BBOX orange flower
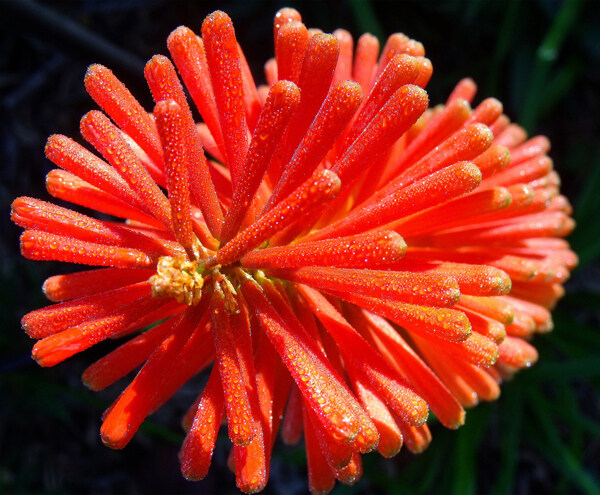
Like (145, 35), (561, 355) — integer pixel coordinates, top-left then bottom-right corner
(12, 8), (576, 494)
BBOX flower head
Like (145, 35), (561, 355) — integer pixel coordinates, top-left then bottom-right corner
(12, 7), (576, 493)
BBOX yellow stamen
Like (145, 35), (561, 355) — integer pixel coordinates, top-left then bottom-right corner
(149, 255), (204, 305)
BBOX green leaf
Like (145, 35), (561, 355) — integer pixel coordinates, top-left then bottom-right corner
(491, 382), (523, 495)
(525, 386), (600, 495)
(452, 405), (490, 495)
(519, 0), (585, 132)
(485, 0), (521, 97)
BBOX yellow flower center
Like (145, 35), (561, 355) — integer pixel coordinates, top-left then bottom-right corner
(149, 255), (204, 306)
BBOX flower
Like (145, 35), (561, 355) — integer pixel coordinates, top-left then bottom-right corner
(11, 7), (576, 494)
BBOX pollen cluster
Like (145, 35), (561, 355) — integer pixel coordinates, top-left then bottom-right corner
(12, 7), (576, 494)
(149, 255), (204, 305)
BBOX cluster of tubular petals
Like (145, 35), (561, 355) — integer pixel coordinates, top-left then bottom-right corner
(12, 8), (576, 494)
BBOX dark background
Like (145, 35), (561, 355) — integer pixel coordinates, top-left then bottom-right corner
(1, 0), (599, 493)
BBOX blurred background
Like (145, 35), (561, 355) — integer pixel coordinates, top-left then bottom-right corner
(1, 0), (599, 493)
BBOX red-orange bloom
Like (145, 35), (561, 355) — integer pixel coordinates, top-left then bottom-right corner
(12, 8), (576, 494)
